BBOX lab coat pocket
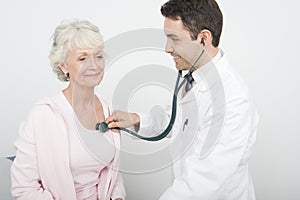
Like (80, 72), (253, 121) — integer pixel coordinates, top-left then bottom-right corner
(173, 99), (200, 158)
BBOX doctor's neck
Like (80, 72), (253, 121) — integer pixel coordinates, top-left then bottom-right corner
(192, 46), (219, 72)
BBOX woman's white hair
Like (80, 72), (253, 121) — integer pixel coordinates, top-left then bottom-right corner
(49, 19), (104, 82)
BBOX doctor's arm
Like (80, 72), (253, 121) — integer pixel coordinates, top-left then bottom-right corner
(106, 105), (173, 137)
(10, 110), (54, 200)
(160, 97), (253, 200)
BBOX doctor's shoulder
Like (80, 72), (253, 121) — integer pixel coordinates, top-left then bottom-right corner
(220, 62), (252, 100)
(219, 62), (260, 125)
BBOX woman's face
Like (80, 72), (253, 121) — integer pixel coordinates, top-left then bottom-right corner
(63, 47), (105, 88)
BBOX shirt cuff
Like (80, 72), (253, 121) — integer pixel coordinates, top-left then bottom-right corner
(137, 112), (152, 129)
(127, 113), (151, 134)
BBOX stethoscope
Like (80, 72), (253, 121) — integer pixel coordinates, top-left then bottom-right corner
(96, 40), (206, 141)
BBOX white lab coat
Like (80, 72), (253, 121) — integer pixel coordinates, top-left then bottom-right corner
(138, 50), (259, 200)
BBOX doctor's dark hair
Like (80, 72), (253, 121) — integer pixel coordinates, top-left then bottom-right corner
(161, 0), (223, 47)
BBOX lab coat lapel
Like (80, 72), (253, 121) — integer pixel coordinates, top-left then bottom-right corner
(180, 83), (202, 104)
(180, 58), (224, 105)
(177, 55), (228, 160)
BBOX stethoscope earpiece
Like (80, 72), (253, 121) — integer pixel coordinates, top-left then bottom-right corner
(201, 38), (205, 45)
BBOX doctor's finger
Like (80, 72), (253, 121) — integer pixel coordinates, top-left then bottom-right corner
(107, 121), (120, 128)
(108, 121), (130, 129)
(111, 128), (120, 133)
(105, 116), (117, 123)
(112, 110), (123, 117)
(105, 110), (123, 122)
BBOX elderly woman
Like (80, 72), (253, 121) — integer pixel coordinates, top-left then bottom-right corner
(10, 19), (126, 200)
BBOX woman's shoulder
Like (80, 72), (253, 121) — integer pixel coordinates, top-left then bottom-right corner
(27, 92), (65, 120)
(18, 93), (68, 145)
(18, 95), (61, 138)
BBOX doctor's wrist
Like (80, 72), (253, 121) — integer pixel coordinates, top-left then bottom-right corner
(131, 113), (140, 132)
(131, 113), (140, 126)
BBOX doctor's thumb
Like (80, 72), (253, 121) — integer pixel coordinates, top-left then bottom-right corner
(107, 121), (120, 129)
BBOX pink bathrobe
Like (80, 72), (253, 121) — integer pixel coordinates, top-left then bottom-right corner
(10, 93), (126, 200)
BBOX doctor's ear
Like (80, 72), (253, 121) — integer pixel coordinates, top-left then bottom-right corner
(197, 29), (212, 45)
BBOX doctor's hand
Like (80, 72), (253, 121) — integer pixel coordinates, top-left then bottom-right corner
(105, 110), (140, 129)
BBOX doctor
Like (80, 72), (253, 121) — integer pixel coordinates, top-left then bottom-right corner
(106, 0), (259, 199)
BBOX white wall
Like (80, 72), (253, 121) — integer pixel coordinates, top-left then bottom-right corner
(1, 0), (300, 199)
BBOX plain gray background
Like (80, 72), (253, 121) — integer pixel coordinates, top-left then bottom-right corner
(1, 0), (300, 199)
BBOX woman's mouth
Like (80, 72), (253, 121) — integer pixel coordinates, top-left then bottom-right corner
(85, 72), (101, 77)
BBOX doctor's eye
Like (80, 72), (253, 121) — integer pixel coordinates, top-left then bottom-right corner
(170, 37), (180, 42)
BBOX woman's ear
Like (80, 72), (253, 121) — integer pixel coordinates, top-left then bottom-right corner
(59, 63), (68, 74)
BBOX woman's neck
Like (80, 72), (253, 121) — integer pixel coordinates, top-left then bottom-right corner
(62, 83), (104, 130)
(62, 83), (95, 110)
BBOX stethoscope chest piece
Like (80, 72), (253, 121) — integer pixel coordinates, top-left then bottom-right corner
(96, 122), (109, 133)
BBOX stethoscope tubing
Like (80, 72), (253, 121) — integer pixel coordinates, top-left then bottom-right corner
(96, 43), (206, 141)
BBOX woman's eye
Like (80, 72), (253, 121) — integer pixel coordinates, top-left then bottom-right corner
(78, 57), (86, 61)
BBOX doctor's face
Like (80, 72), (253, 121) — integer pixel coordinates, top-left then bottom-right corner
(63, 47), (105, 88)
(164, 18), (201, 71)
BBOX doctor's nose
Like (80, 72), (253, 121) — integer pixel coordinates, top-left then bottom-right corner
(165, 41), (174, 54)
